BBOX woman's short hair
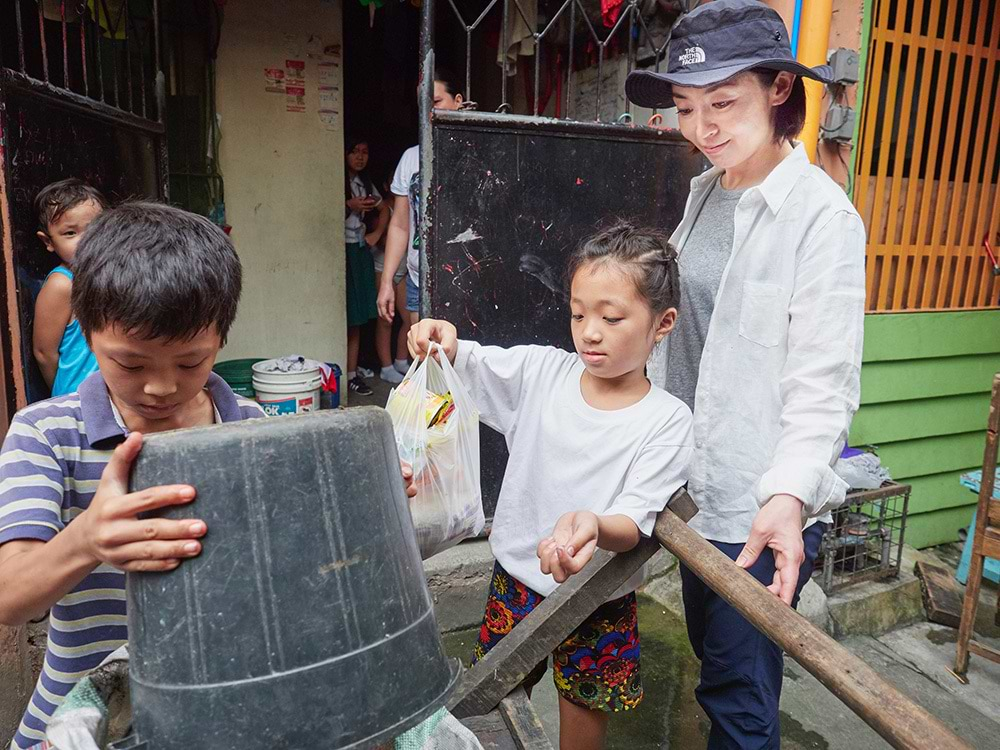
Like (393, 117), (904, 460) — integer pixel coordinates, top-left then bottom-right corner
(750, 69), (807, 143)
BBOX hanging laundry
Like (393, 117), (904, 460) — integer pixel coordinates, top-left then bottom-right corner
(41, 0), (83, 22)
(602, 0), (625, 28)
(497, 0), (538, 76)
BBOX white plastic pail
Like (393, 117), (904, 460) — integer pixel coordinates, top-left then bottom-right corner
(252, 360), (322, 416)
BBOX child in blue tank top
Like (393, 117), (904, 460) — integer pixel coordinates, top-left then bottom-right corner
(32, 179), (108, 396)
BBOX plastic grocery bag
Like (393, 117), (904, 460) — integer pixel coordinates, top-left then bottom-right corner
(385, 343), (483, 559)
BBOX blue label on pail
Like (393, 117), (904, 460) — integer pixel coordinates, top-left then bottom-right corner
(259, 397), (298, 416)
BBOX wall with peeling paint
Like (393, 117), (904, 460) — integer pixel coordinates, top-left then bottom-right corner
(215, 0), (347, 371)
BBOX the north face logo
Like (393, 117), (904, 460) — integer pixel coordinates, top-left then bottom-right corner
(679, 46), (706, 65)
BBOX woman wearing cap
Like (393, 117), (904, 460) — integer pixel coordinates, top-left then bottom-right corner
(626, 0), (865, 746)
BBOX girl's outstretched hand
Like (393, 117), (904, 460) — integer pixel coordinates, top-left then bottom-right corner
(537, 511), (600, 583)
(407, 319), (458, 364)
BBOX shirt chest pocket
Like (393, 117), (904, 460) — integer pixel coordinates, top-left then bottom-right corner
(739, 281), (783, 348)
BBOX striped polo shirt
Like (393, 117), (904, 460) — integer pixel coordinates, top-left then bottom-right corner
(1, 371), (263, 749)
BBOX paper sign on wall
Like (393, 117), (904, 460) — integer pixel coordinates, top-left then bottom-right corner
(286, 85), (306, 113)
(285, 59), (306, 86)
(264, 67), (285, 93)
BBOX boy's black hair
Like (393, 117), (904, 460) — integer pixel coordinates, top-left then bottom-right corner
(72, 202), (242, 344)
(34, 178), (108, 232)
(566, 221), (680, 312)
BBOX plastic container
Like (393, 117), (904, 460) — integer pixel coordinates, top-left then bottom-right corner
(212, 358), (264, 399)
(123, 408), (459, 750)
(252, 359), (322, 416)
(320, 363), (342, 410)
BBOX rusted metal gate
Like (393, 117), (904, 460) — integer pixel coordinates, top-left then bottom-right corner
(0, 0), (167, 418)
(853, 0), (1000, 312)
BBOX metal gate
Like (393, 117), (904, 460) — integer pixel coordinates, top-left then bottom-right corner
(853, 0), (1000, 312)
(419, 0), (704, 517)
(0, 0), (167, 418)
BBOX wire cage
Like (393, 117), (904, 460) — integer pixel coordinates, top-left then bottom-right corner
(814, 482), (911, 593)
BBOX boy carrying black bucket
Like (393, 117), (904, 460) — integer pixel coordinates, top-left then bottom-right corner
(0, 203), (264, 749)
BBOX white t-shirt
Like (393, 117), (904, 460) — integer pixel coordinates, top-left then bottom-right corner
(454, 340), (694, 597)
(390, 145), (420, 285)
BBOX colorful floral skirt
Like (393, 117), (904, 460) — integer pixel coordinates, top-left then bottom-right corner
(472, 562), (643, 713)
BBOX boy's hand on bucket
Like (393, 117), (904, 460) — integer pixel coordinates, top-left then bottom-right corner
(74, 433), (206, 573)
(537, 511), (599, 583)
(407, 319), (458, 364)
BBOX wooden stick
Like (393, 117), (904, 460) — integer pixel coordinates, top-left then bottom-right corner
(654, 506), (972, 750)
(498, 687), (553, 750)
(448, 537), (661, 719)
(955, 373), (1000, 677)
(449, 491), (699, 719)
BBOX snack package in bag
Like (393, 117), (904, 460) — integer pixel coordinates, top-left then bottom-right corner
(385, 344), (483, 559)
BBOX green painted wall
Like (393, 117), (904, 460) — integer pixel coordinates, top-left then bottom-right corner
(854, 310), (1000, 548)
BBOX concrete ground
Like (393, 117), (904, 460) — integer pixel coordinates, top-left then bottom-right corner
(342, 369), (395, 408)
(437, 542), (1000, 749)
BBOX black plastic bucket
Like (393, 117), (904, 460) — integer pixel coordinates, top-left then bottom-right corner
(124, 408), (458, 749)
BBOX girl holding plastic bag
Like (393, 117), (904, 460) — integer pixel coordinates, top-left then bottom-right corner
(386, 340), (484, 559)
(408, 223), (693, 750)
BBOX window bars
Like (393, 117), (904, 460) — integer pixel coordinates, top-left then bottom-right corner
(438, 0), (695, 122)
(1, 0), (163, 124)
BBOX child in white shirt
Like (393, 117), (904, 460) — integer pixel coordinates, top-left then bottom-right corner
(409, 222), (693, 750)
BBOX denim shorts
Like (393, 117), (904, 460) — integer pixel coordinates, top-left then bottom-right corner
(371, 246), (407, 286)
(405, 275), (420, 313)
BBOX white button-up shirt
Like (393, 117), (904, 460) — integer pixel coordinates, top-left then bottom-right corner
(648, 144), (867, 543)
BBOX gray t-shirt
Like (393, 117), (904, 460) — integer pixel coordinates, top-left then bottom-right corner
(665, 179), (746, 411)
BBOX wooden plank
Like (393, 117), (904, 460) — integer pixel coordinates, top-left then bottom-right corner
(959, 11), (1000, 308)
(923, 3), (974, 308)
(874, 432), (988, 478)
(652, 508), (972, 750)
(851, 392), (991, 444)
(862, 310), (1000, 363)
(905, 504), (979, 549)
(462, 712), (520, 750)
(914, 560), (964, 628)
(860, 354), (1000, 405)
(968, 639), (1000, 665)
(885, 0), (926, 311)
(955, 374), (998, 677)
(868, 0), (909, 310)
(909, 6), (953, 308)
(857, 0), (891, 308)
(448, 538), (661, 719)
(898, 0), (943, 310)
(988, 499), (1000, 528)
(854, 0), (886, 240)
(498, 688), (553, 750)
(897, 471), (983, 515)
(938, 4), (998, 309)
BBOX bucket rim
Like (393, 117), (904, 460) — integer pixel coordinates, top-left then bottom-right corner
(251, 358), (323, 376)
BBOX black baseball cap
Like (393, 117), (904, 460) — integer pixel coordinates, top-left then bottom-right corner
(625, 0), (832, 109)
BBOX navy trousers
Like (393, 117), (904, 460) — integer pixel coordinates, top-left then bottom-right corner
(680, 522), (827, 749)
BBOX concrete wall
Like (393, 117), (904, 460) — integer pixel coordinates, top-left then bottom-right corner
(853, 311), (1000, 548)
(0, 625), (32, 746)
(215, 0), (346, 370)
